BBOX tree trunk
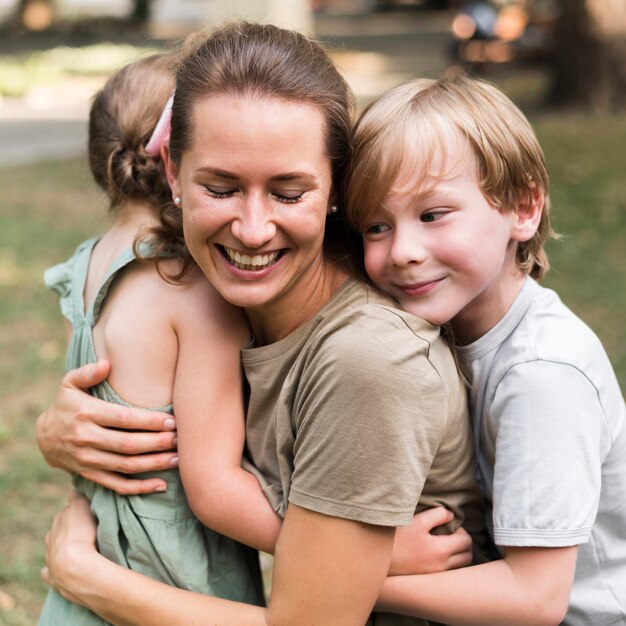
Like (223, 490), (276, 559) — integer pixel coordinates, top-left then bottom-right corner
(550, 0), (626, 110)
(130, 0), (153, 24)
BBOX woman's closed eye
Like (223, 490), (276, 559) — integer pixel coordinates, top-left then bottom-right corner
(204, 186), (235, 199)
(273, 191), (304, 204)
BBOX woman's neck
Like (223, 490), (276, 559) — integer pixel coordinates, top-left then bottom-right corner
(246, 266), (350, 346)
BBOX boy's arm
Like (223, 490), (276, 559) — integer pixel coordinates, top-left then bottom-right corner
(380, 359), (607, 623)
(378, 545), (577, 626)
(172, 276), (281, 553)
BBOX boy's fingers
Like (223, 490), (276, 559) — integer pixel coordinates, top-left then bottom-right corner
(417, 506), (455, 530)
(446, 526), (473, 553)
(448, 548), (473, 569)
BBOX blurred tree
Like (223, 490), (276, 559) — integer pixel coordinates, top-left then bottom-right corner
(130, 0), (153, 24)
(550, 0), (626, 110)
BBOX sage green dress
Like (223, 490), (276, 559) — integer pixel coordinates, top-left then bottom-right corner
(38, 238), (265, 626)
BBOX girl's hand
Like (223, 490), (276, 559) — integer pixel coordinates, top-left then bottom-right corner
(37, 360), (178, 494)
(41, 492), (101, 604)
(389, 507), (473, 575)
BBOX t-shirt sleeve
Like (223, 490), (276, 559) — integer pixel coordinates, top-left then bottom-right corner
(287, 309), (449, 527)
(490, 360), (612, 547)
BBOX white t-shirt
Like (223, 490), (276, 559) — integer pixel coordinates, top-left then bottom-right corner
(459, 277), (626, 625)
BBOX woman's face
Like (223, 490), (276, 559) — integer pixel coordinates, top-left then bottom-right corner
(168, 94), (333, 322)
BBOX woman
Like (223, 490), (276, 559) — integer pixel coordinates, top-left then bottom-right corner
(40, 22), (483, 625)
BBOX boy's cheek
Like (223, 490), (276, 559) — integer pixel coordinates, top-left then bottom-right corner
(363, 244), (387, 282)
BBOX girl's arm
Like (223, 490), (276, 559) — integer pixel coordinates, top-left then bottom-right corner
(377, 545), (577, 626)
(44, 493), (395, 625)
(171, 275), (281, 553)
(36, 360), (178, 494)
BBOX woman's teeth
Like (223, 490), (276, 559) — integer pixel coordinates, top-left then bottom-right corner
(223, 246), (280, 271)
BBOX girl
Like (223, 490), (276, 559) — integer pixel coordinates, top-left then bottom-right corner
(38, 52), (266, 626)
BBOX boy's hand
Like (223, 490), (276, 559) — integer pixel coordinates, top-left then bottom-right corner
(389, 507), (473, 575)
(36, 360), (178, 495)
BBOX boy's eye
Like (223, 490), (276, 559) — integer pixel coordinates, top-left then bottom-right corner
(363, 223), (391, 237)
(420, 210), (446, 223)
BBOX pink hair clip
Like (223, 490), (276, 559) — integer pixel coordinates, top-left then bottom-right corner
(145, 91), (175, 156)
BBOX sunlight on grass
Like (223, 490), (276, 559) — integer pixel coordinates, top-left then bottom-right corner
(0, 43), (159, 97)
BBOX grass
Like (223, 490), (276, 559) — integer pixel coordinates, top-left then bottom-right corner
(0, 160), (107, 625)
(0, 114), (624, 624)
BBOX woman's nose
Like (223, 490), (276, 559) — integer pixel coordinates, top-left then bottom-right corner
(231, 195), (277, 249)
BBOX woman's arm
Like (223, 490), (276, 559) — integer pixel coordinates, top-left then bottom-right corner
(43, 493), (266, 625)
(378, 545), (577, 626)
(171, 277), (282, 553)
(44, 494), (395, 626)
(36, 360), (178, 494)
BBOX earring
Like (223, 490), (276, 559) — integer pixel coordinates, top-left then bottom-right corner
(174, 197), (181, 206)
(329, 205), (338, 214)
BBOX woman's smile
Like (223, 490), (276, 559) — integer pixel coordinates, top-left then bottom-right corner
(220, 245), (283, 271)
(169, 93), (335, 336)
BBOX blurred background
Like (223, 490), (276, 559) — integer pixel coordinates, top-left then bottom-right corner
(0, 1), (624, 623)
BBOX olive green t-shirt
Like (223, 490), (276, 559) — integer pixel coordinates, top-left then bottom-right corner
(242, 280), (483, 624)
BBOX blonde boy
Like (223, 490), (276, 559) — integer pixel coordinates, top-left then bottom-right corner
(347, 76), (625, 625)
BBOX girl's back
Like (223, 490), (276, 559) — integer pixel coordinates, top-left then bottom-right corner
(38, 53), (265, 626)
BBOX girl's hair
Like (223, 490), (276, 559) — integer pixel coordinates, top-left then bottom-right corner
(168, 21), (364, 277)
(89, 53), (192, 277)
(347, 76), (557, 280)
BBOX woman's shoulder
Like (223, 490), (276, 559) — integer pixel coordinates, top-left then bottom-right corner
(319, 279), (441, 350)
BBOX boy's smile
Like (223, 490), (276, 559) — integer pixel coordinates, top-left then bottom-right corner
(362, 147), (531, 344)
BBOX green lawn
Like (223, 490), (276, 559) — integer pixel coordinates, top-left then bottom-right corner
(0, 113), (624, 624)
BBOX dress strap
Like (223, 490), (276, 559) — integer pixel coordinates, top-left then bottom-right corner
(69, 238), (99, 322)
(86, 247), (137, 325)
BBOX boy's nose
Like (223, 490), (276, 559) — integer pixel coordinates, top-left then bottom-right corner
(231, 196), (277, 250)
(389, 231), (427, 267)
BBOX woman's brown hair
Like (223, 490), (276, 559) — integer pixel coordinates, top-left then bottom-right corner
(168, 21), (364, 277)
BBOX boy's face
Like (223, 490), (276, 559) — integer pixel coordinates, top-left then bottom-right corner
(361, 148), (526, 343)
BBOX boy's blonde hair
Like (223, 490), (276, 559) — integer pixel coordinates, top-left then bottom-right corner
(346, 76), (556, 279)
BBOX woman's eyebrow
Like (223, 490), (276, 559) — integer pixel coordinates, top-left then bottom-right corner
(196, 167), (316, 184)
(269, 172), (316, 183)
(196, 167), (238, 180)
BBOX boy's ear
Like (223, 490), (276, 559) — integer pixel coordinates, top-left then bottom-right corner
(161, 142), (182, 200)
(512, 185), (544, 243)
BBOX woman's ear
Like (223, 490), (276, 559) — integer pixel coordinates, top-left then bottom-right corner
(512, 185), (544, 243)
(161, 142), (181, 201)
